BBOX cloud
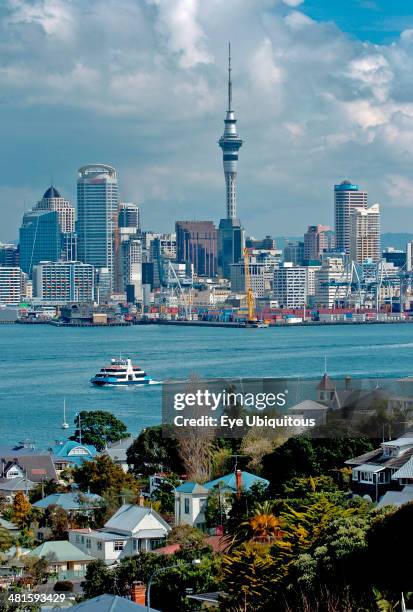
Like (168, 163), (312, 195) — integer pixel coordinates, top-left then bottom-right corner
(0, 0), (413, 240)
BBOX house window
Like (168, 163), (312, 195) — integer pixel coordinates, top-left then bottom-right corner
(359, 471), (374, 483)
(199, 497), (207, 512)
(113, 541), (124, 551)
(150, 539), (164, 550)
(97, 541), (102, 551)
(75, 534), (80, 543)
(86, 539), (91, 549)
(184, 498), (190, 514)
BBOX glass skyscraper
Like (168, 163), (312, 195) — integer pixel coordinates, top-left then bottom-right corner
(77, 164), (119, 289)
(19, 210), (61, 276)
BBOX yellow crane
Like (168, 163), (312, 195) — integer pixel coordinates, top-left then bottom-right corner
(243, 247), (256, 324)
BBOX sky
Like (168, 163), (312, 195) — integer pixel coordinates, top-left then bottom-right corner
(1, 0), (413, 242)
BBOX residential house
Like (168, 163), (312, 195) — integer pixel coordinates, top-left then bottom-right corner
(175, 470), (269, 528)
(0, 451), (57, 493)
(377, 484), (413, 509)
(49, 440), (97, 471)
(28, 540), (95, 579)
(69, 594), (160, 612)
(0, 517), (20, 537)
(101, 437), (135, 472)
(346, 433), (413, 501)
(69, 503), (171, 565)
(0, 477), (35, 501)
(33, 491), (102, 514)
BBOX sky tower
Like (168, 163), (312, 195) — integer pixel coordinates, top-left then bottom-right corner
(218, 44), (245, 278)
(219, 43), (243, 220)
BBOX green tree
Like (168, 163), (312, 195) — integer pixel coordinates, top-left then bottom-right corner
(73, 455), (138, 497)
(82, 560), (114, 599)
(127, 425), (184, 476)
(29, 480), (60, 504)
(0, 526), (13, 553)
(167, 525), (212, 561)
(70, 410), (129, 451)
(45, 504), (69, 539)
(151, 475), (181, 514)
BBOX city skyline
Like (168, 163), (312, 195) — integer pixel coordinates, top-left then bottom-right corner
(2, 0), (413, 241)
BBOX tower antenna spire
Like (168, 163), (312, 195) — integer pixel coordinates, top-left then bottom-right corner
(228, 41), (232, 111)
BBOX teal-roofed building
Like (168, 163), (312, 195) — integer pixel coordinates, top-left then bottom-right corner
(205, 470), (269, 493)
(49, 440), (97, 469)
(70, 594), (160, 612)
(33, 491), (102, 513)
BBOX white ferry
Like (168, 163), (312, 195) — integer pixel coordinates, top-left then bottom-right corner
(91, 358), (152, 386)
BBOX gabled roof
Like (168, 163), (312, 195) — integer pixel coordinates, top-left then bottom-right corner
(0, 477), (35, 492)
(0, 518), (19, 531)
(317, 373), (335, 391)
(392, 457), (413, 480)
(205, 471), (269, 492)
(0, 454), (57, 482)
(175, 482), (209, 494)
(29, 540), (95, 562)
(104, 504), (171, 535)
(289, 400), (328, 412)
(33, 491), (102, 511)
(378, 485), (413, 509)
(71, 594), (160, 612)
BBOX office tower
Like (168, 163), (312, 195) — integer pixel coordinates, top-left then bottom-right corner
(122, 237), (143, 301)
(246, 236), (276, 250)
(34, 186), (75, 233)
(77, 164), (119, 290)
(231, 258), (274, 298)
(350, 204), (380, 263)
(176, 221), (218, 277)
(407, 242), (413, 272)
(334, 180), (367, 254)
(19, 210), (61, 276)
(118, 202), (140, 234)
(315, 257), (350, 308)
(0, 267), (23, 305)
(283, 240), (304, 265)
(218, 44), (244, 278)
(273, 263), (307, 308)
(304, 225), (331, 262)
(61, 232), (77, 262)
(0, 244), (19, 267)
(32, 261), (94, 303)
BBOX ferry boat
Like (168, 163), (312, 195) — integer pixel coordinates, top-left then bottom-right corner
(91, 358), (152, 386)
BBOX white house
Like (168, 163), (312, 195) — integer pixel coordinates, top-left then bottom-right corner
(69, 503), (171, 565)
(174, 483), (209, 529)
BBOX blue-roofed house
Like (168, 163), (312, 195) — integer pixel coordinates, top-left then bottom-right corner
(174, 471), (269, 529)
(69, 501), (171, 565)
(69, 594), (160, 612)
(33, 491), (102, 513)
(49, 440), (97, 471)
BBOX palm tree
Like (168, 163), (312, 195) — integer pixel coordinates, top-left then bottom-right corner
(226, 501), (283, 549)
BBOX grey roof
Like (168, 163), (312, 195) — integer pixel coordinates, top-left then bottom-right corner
(104, 504), (171, 535)
(289, 400), (328, 412)
(0, 477), (35, 492)
(353, 463), (385, 474)
(107, 437), (135, 450)
(71, 594), (160, 612)
(33, 491), (102, 511)
(377, 485), (413, 508)
(392, 457), (413, 480)
(29, 541), (95, 562)
(0, 518), (19, 531)
(0, 454), (57, 482)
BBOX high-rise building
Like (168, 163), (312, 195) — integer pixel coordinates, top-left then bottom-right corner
(334, 180), (367, 254)
(218, 44), (244, 278)
(406, 242), (413, 272)
(0, 267), (23, 305)
(304, 225), (332, 262)
(273, 263), (307, 308)
(122, 237), (143, 301)
(350, 204), (380, 263)
(176, 221), (218, 277)
(32, 261), (94, 303)
(34, 186), (75, 234)
(77, 164), (119, 290)
(0, 244), (19, 267)
(283, 241), (304, 266)
(118, 202), (140, 234)
(230, 259), (274, 297)
(246, 236), (276, 250)
(19, 210), (61, 276)
(315, 257), (350, 308)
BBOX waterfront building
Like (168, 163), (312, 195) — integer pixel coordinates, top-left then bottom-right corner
(305, 263), (322, 299)
(77, 164), (119, 290)
(34, 186), (75, 233)
(350, 203), (380, 263)
(0, 244), (19, 267)
(382, 248), (406, 269)
(283, 240), (304, 266)
(19, 210), (61, 276)
(273, 263), (307, 308)
(0, 267), (23, 305)
(176, 220), (218, 277)
(334, 180), (367, 254)
(304, 225), (332, 262)
(315, 257), (350, 308)
(230, 258), (274, 297)
(218, 45), (244, 278)
(122, 237), (143, 302)
(32, 261), (94, 303)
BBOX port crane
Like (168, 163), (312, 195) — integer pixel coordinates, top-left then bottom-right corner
(243, 248), (268, 327)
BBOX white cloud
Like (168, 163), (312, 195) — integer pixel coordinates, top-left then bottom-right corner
(282, 0), (305, 7)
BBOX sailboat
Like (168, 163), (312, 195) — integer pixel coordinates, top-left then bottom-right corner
(61, 400), (69, 430)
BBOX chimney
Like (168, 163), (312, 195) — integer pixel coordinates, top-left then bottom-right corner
(131, 581), (146, 605)
(138, 493), (145, 507)
(344, 376), (352, 391)
(235, 469), (242, 498)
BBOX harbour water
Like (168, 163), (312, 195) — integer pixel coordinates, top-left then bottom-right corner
(0, 323), (413, 447)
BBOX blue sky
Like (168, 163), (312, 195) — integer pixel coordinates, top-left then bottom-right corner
(1, 0), (413, 242)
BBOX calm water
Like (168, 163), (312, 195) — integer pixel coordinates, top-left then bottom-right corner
(0, 323), (413, 447)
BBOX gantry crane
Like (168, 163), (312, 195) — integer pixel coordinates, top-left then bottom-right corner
(243, 247), (256, 324)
